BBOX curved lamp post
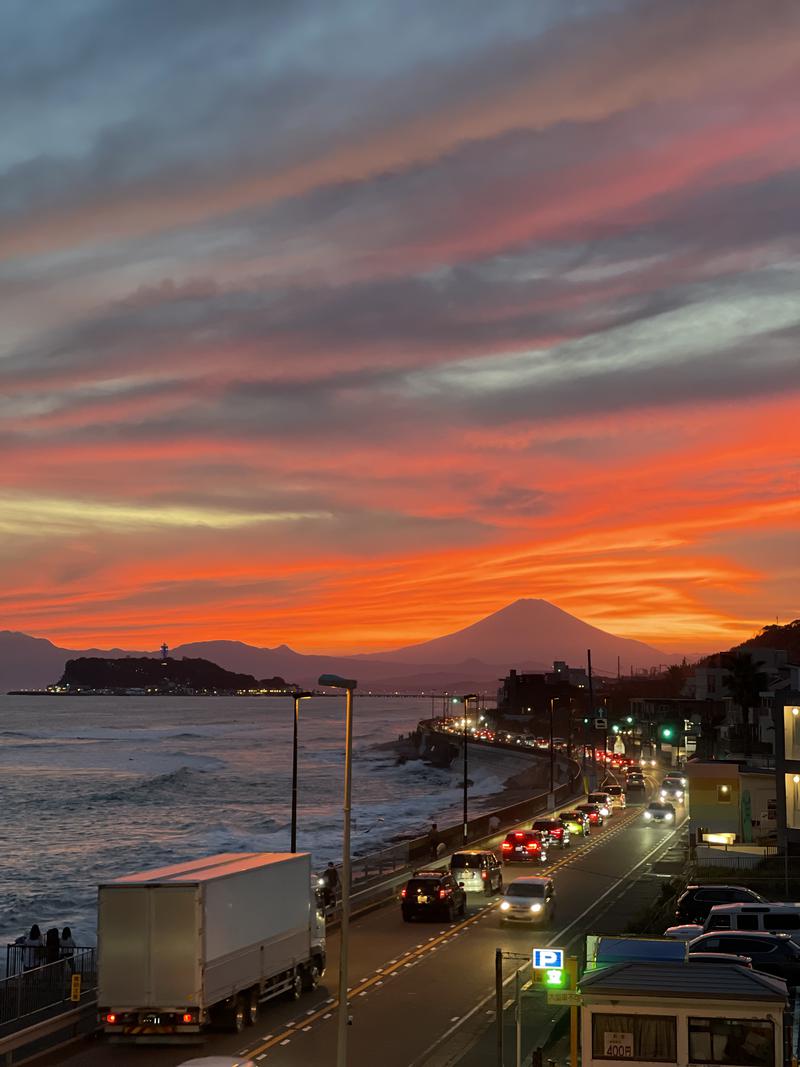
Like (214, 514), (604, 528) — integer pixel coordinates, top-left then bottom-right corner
(318, 673), (357, 1067)
(461, 694), (477, 843)
(290, 691), (312, 853)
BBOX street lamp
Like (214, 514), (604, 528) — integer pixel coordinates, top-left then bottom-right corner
(549, 697), (558, 795)
(318, 673), (357, 1067)
(290, 691), (312, 853)
(461, 694), (477, 844)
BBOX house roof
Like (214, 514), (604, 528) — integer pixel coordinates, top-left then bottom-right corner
(580, 962), (787, 1002)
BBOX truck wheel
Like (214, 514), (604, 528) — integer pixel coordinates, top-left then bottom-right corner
(246, 989), (259, 1026)
(288, 970), (303, 1001)
(229, 996), (246, 1033)
(302, 963), (320, 992)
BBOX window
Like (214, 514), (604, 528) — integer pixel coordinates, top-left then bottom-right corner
(736, 914), (760, 930)
(592, 1013), (676, 1062)
(505, 883), (544, 898)
(688, 1017), (773, 1067)
(735, 938), (775, 956)
(708, 914), (732, 929)
(767, 912), (800, 929)
(783, 706), (800, 761)
(451, 855), (483, 869)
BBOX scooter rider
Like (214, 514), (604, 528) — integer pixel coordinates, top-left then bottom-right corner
(320, 862), (340, 910)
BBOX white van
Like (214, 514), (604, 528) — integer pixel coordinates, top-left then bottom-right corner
(702, 902), (800, 945)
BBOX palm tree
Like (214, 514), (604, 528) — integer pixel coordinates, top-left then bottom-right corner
(723, 652), (768, 758)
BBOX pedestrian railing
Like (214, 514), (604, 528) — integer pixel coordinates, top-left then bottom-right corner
(0, 948), (96, 1030)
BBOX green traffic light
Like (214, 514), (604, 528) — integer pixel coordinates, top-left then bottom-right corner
(626, 716), (633, 724)
(661, 726), (673, 739)
(612, 724), (620, 734)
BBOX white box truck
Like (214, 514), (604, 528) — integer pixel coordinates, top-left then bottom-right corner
(98, 852), (326, 1042)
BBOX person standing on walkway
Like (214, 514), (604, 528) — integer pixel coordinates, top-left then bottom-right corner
(60, 927), (77, 975)
(427, 822), (440, 860)
(23, 924), (44, 970)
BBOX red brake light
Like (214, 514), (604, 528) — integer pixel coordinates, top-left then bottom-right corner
(526, 842), (539, 852)
(182, 1013), (193, 1024)
(439, 888), (447, 900)
(481, 869), (488, 879)
(501, 841), (512, 850)
(106, 1014), (117, 1024)
(514, 832), (524, 838)
(401, 887), (407, 898)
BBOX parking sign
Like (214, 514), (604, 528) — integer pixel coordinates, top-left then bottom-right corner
(532, 948), (564, 970)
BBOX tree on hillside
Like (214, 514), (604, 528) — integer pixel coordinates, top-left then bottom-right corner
(723, 651), (768, 759)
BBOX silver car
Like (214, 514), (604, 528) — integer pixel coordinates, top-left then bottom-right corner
(450, 850), (503, 894)
(498, 876), (555, 924)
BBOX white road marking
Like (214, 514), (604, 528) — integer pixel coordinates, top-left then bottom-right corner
(406, 817), (687, 1067)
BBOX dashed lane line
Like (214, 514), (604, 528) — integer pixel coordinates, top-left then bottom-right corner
(240, 775), (667, 1061)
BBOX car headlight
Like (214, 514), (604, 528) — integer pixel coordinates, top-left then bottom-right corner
(676, 791), (683, 799)
(500, 901), (510, 911)
(530, 903), (542, 913)
(644, 811), (652, 820)
(666, 812), (674, 820)
(660, 791), (666, 799)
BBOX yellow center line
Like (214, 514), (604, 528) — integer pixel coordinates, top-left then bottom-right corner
(244, 778), (658, 1057)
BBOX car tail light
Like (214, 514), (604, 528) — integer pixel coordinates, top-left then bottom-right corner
(182, 1013), (194, 1024)
(514, 832), (524, 839)
(501, 841), (512, 851)
(526, 842), (539, 852)
(439, 888), (448, 900)
(106, 1014), (117, 1024)
(553, 827), (563, 837)
(401, 888), (407, 898)
(481, 869), (488, 879)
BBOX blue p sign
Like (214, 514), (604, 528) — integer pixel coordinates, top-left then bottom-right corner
(532, 948), (564, 970)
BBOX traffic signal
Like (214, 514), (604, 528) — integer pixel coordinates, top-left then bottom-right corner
(659, 722), (681, 742)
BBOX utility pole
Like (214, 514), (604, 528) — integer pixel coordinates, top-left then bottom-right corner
(495, 948), (504, 1067)
(587, 649), (595, 780)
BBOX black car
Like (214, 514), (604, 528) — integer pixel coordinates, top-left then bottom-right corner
(532, 819), (570, 848)
(689, 931), (800, 985)
(401, 870), (467, 922)
(675, 885), (767, 925)
(500, 830), (549, 865)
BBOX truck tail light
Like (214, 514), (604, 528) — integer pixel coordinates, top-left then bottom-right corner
(106, 1014), (117, 1024)
(182, 1013), (194, 1024)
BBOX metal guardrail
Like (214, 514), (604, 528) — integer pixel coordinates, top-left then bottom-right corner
(0, 1003), (96, 1065)
(0, 948), (96, 1029)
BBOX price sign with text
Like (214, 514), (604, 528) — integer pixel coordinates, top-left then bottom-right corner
(604, 1032), (634, 1058)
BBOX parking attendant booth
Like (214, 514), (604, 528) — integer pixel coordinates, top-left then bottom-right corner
(580, 961), (789, 1067)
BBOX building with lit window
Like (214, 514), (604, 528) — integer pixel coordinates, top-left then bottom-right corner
(773, 692), (800, 855)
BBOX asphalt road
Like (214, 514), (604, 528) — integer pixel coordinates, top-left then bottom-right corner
(42, 772), (686, 1067)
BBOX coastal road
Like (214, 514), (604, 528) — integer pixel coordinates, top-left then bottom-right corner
(42, 772), (688, 1067)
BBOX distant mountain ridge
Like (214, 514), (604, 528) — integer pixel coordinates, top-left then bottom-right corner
(0, 599), (676, 693)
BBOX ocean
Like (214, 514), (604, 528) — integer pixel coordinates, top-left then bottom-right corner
(0, 694), (509, 949)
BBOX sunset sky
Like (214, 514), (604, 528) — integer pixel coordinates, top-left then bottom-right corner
(2, 0), (798, 655)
